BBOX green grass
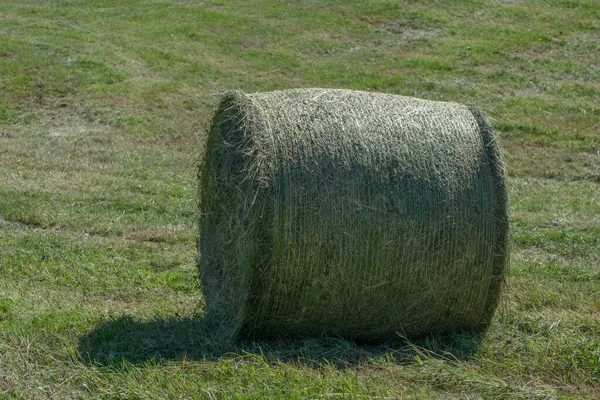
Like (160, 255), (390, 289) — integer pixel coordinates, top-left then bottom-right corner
(0, 0), (598, 398)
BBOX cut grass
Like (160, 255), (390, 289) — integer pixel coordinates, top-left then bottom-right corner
(0, 0), (599, 398)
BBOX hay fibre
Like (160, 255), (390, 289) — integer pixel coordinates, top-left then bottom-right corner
(199, 88), (508, 342)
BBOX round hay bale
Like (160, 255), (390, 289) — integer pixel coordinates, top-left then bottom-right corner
(198, 88), (508, 342)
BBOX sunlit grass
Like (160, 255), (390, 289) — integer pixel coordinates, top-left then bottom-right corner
(0, 0), (598, 398)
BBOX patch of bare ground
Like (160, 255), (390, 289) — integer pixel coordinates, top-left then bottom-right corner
(0, 371), (18, 393)
(376, 20), (441, 43)
(504, 141), (600, 182)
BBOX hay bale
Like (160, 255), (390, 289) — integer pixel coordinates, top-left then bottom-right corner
(199, 88), (508, 342)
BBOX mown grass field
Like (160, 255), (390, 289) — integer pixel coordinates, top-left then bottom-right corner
(0, 0), (598, 398)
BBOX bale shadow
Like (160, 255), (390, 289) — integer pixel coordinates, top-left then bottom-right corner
(78, 315), (487, 369)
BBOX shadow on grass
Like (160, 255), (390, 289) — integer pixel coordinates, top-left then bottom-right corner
(78, 315), (487, 369)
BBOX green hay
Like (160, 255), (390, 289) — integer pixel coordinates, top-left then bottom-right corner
(199, 89), (508, 342)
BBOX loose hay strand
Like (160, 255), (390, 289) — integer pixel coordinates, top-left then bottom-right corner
(199, 89), (508, 342)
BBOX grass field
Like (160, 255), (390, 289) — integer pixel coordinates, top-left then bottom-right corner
(0, 0), (599, 398)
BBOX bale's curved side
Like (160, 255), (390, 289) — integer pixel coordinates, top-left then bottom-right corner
(199, 89), (508, 341)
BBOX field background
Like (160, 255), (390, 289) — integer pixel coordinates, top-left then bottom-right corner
(0, 0), (598, 398)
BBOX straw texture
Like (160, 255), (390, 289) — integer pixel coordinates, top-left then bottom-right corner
(199, 88), (508, 342)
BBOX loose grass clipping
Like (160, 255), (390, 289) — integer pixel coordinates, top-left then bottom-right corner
(199, 88), (508, 342)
